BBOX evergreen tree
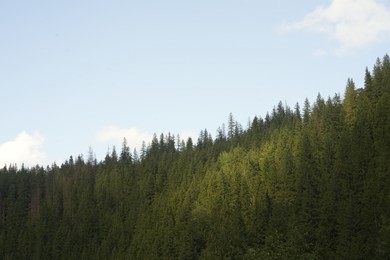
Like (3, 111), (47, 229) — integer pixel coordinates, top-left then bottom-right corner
(228, 112), (235, 139)
(120, 137), (131, 162)
(303, 98), (311, 124)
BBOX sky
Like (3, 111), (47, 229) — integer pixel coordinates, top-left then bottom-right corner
(1, 0), (390, 167)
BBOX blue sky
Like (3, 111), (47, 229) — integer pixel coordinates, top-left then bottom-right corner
(1, 0), (390, 166)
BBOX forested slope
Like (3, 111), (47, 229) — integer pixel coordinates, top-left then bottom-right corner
(1, 55), (390, 259)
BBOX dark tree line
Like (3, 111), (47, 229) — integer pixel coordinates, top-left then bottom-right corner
(1, 55), (390, 259)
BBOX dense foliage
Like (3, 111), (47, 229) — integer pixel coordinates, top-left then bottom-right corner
(1, 55), (390, 259)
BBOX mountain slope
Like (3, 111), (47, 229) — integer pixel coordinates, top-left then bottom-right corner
(1, 55), (390, 259)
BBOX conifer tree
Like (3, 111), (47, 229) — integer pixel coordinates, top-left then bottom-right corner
(303, 98), (311, 124)
(120, 137), (131, 161)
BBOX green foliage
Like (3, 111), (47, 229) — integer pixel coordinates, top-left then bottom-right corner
(1, 55), (390, 259)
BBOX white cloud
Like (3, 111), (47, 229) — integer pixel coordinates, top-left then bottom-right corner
(178, 131), (198, 143)
(0, 132), (46, 167)
(96, 126), (153, 149)
(283, 0), (390, 52)
(96, 126), (197, 150)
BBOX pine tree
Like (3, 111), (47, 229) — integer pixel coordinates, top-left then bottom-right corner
(303, 98), (311, 124)
(342, 78), (357, 128)
(120, 137), (131, 162)
(228, 113), (235, 139)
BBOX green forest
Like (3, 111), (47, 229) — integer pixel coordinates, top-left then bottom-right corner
(1, 55), (390, 259)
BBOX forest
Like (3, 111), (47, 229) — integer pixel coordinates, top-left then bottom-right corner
(1, 55), (390, 259)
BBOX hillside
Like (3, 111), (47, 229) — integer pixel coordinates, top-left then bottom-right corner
(1, 55), (390, 259)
